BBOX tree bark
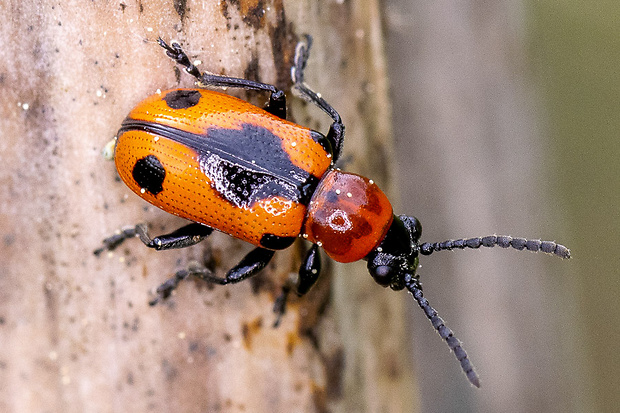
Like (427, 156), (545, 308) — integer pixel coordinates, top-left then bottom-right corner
(0, 1), (415, 412)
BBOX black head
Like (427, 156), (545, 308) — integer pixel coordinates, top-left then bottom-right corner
(366, 215), (422, 289)
(364, 214), (571, 388)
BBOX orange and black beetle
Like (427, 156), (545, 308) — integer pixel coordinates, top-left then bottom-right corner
(97, 36), (570, 387)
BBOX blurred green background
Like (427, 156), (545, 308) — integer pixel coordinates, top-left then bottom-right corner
(530, 1), (620, 411)
(386, 1), (619, 411)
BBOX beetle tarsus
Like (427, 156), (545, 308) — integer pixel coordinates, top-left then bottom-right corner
(157, 37), (202, 79)
(150, 260), (213, 305)
(93, 225), (142, 255)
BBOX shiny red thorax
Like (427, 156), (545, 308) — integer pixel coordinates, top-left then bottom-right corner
(303, 169), (393, 263)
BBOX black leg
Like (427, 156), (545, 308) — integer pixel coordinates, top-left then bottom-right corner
(94, 225), (142, 255)
(272, 285), (290, 328)
(150, 246), (275, 305)
(157, 38), (287, 119)
(149, 260), (213, 305)
(169, 246), (275, 286)
(291, 35), (345, 163)
(296, 244), (321, 296)
(94, 223), (212, 255)
(224, 247), (276, 283)
(136, 223), (213, 250)
(273, 244), (322, 327)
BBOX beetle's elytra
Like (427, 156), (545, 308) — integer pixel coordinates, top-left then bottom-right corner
(96, 35), (570, 388)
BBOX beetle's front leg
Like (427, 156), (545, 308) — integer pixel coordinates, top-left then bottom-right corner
(272, 244), (321, 327)
(291, 35), (345, 163)
(157, 38), (287, 119)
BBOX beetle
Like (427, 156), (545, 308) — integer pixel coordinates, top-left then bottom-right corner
(96, 35), (570, 387)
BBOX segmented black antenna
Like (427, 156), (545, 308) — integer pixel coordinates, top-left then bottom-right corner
(405, 275), (480, 387)
(419, 235), (570, 259)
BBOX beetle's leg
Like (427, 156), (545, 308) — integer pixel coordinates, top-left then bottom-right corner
(177, 246), (275, 285)
(224, 247), (276, 283)
(271, 287), (289, 328)
(291, 35), (345, 164)
(150, 247), (275, 305)
(157, 38), (287, 119)
(136, 223), (213, 250)
(94, 223), (212, 255)
(94, 225), (142, 255)
(296, 244), (322, 296)
(149, 260), (212, 305)
(272, 244), (322, 327)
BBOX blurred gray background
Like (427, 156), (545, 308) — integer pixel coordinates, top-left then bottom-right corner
(385, 1), (617, 412)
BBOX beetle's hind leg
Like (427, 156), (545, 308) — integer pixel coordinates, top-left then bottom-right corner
(157, 37), (287, 119)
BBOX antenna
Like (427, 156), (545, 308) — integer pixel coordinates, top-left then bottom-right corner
(405, 274), (481, 387)
(419, 235), (570, 259)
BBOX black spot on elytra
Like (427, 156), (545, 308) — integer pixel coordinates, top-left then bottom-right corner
(164, 90), (201, 109)
(260, 234), (296, 250)
(133, 155), (165, 195)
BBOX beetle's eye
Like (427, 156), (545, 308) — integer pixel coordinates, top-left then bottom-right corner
(371, 265), (393, 287)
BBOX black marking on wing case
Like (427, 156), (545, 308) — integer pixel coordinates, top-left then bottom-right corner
(132, 155), (166, 195)
(163, 89), (202, 109)
(260, 233), (297, 249)
(119, 120), (319, 208)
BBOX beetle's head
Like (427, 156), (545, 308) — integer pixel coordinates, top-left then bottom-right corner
(365, 214), (422, 289)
